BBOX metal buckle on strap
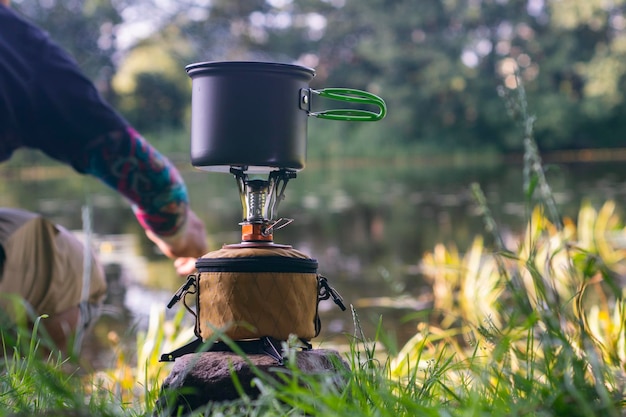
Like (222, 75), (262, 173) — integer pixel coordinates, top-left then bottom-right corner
(318, 275), (346, 311)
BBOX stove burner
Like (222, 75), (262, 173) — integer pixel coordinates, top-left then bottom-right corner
(231, 167), (296, 243)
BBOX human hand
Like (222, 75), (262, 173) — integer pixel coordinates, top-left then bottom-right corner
(145, 209), (208, 264)
(173, 257), (198, 276)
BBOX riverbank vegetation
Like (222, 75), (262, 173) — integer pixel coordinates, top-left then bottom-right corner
(1, 82), (624, 417)
(1, 194), (624, 416)
(1, 1), (625, 415)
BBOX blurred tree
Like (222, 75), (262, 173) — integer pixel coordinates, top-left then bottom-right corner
(279, 0), (626, 152)
(178, 0), (271, 61)
(15, 0), (626, 153)
(111, 26), (192, 130)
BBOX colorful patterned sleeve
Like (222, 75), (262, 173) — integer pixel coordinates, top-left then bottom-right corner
(82, 127), (189, 238)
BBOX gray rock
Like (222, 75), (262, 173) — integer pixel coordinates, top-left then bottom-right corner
(154, 349), (350, 416)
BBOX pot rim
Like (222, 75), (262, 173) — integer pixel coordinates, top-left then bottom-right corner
(185, 60), (316, 78)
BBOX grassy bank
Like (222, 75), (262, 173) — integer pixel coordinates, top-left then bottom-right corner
(1, 84), (625, 416)
(1, 215), (624, 416)
(1, 208), (625, 416)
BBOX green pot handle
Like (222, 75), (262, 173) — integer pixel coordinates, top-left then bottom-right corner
(306, 88), (387, 122)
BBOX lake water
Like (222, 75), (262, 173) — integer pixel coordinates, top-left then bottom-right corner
(2, 151), (625, 366)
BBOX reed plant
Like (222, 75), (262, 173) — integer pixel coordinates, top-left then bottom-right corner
(389, 79), (625, 416)
(0, 77), (624, 416)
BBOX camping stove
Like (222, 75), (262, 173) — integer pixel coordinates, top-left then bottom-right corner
(160, 61), (385, 363)
(228, 167), (296, 247)
(160, 166), (345, 363)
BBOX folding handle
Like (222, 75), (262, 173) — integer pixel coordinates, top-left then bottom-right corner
(304, 88), (387, 122)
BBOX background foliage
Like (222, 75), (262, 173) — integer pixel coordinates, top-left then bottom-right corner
(11, 0), (626, 156)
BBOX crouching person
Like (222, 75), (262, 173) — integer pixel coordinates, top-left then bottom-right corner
(0, 208), (106, 356)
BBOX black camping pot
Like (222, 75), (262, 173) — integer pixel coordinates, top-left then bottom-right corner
(186, 61), (386, 172)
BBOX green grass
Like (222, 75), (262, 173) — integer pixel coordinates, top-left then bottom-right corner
(0, 282), (624, 416)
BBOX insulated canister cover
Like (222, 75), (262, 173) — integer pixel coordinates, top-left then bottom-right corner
(195, 246), (320, 341)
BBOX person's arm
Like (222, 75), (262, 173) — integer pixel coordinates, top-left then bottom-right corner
(0, 4), (207, 273)
(83, 127), (207, 273)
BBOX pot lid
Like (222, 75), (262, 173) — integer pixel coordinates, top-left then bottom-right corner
(185, 60), (316, 79)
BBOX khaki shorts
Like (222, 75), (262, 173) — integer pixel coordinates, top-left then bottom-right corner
(0, 216), (107, 326)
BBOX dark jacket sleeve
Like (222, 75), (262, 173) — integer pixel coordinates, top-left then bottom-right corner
(0, 6), (190, 237)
